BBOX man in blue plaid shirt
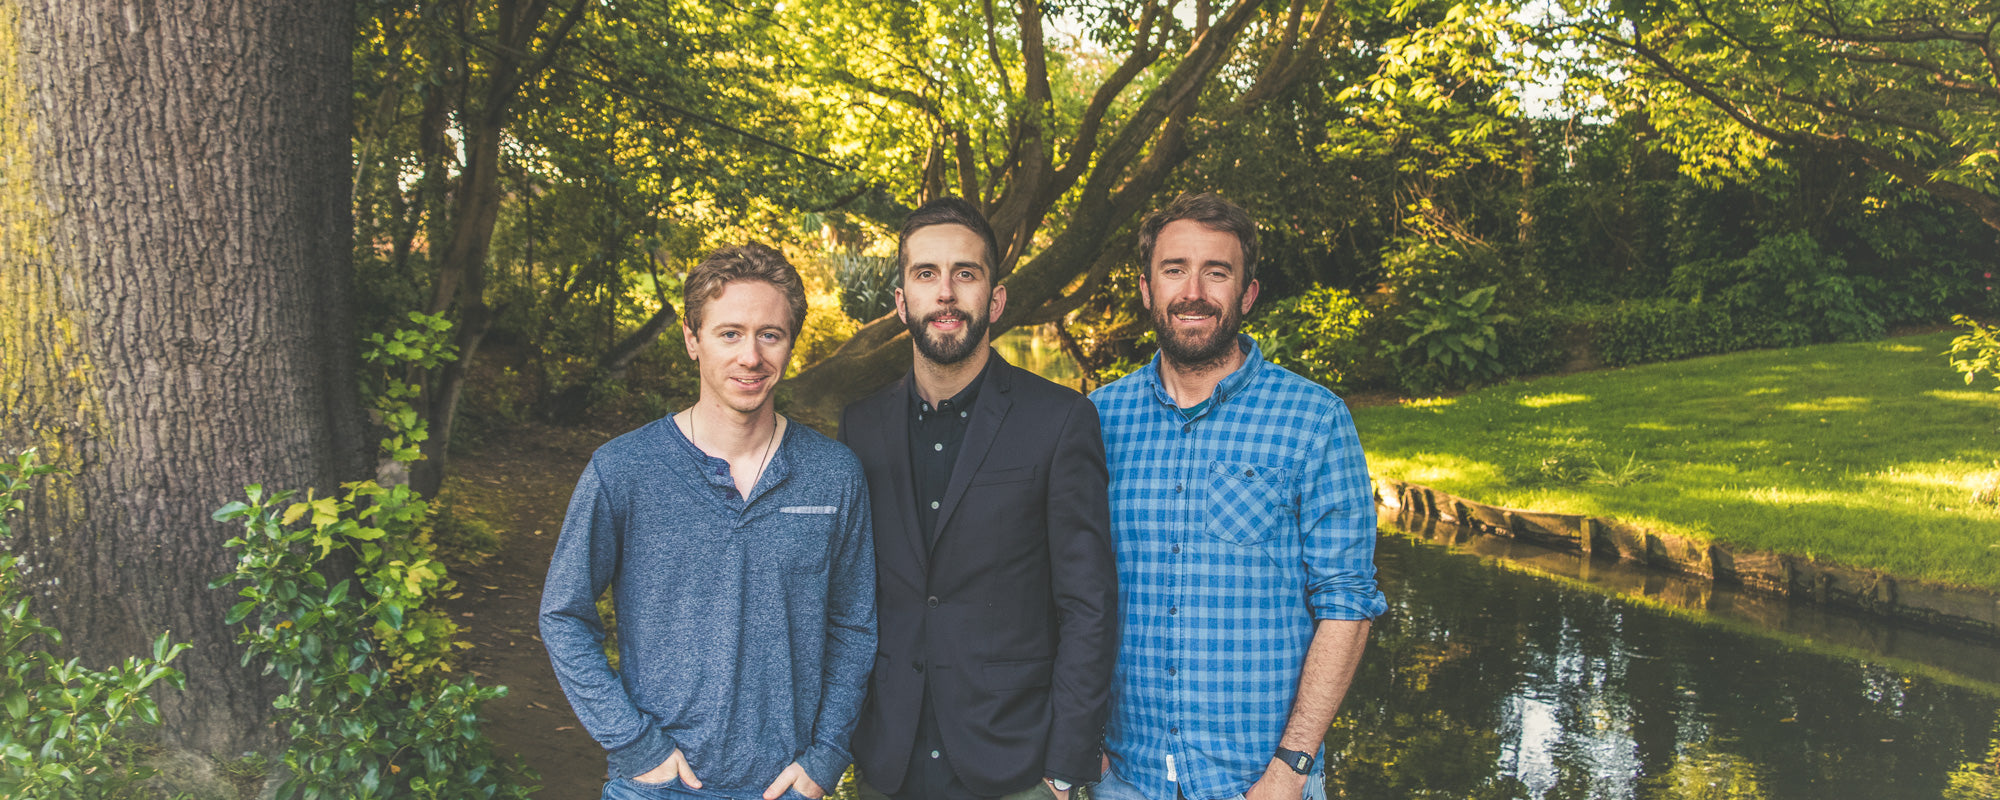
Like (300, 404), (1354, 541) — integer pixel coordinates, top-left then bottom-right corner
(1088, 193), (1387, 800)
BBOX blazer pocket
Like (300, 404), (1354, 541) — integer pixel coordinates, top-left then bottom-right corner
(969, 465), (1038, 487)
(980, 657), (1054, 690)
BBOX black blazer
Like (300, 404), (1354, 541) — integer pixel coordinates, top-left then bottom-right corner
(840, 354), (1117, 795)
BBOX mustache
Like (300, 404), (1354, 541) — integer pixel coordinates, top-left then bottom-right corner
(1165, 298), (1223, 317)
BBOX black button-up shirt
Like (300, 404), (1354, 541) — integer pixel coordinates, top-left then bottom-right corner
(907, 361), (988, 539)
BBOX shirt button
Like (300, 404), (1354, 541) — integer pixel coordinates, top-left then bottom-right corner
(927, 596), (940, 608)
(960, 411), (967, 418)
(1168, 606), (1178, 615)
(930, 500), (940, 509)
(1170, 726), (1179, 735)
(934, 443), (943, 451)
(1171, 544), (1181, 554)
(1167, 666), (1177, 676)
(930, 750), (940, 759)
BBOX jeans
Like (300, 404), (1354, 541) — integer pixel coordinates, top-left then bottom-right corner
(1087, 764), (1327, 800)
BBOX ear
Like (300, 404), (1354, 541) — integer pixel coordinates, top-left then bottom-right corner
(1139, 273), (1154, 311)
(683, 319), (699, 361)
(1239, 278), (1260, 314)
(894, 287), (909, 325)
(988, 283), (1007, 322)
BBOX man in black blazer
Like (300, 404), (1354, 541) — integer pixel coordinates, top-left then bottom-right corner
(840, 197), (1117, 800)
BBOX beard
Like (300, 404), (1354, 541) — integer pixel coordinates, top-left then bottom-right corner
(907, 306), (991, 365)
(1152, 296), (1244, 371)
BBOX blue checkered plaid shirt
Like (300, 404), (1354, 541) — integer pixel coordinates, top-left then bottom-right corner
(1089, 335), (1386, 800)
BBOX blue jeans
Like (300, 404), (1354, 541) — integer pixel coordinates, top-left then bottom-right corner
(599, 777), (816, 800)
(1088, 764), (1327, 800)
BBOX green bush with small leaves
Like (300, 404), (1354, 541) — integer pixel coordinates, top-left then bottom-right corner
(212, 313), (532, 799)
(0, 450), (189, 799)
(1244, 285), (1374, 391)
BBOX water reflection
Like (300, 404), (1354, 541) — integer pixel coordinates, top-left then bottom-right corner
(1333, 527), (2000, 799)
(993, 327), (1083, 390)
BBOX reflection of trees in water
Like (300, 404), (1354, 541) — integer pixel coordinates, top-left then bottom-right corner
(1643, 744), (1767, 800)
(1323, 535), (2000, 799)
(1946, 728), (2000, 800)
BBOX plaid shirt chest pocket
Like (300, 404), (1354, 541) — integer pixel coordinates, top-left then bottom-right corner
(1203, 461), (1292, 547)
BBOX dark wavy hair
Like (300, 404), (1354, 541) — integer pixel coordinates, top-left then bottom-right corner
(1136, 192), (1260, 283)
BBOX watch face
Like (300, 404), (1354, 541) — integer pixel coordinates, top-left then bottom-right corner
(1292, 754), (1311, 771)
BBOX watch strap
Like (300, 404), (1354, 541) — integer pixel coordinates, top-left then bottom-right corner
(1274, 746), (1314, 775)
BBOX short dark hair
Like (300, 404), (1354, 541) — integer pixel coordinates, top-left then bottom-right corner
(682, 243), (809, 337)
(1136, 192), (1260, 283)
(898, 196), (1003, 285)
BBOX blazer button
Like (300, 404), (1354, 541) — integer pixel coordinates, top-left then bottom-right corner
(926, 596), (940, 608)
(912, 661), (925, 673)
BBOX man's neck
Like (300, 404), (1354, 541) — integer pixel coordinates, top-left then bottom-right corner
(681, 400), (778, 460)
(913, 342), (990, 407)
(1158, 342), (1246, 409)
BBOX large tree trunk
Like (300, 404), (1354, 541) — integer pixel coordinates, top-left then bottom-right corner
(0, 0), (364, 763)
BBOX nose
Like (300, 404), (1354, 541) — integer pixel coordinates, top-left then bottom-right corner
(1173, 272), (1204, 302)
(935, 278), (956, 304)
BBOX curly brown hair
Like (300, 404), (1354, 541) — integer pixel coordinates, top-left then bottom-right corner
(681, 243), (809, 337)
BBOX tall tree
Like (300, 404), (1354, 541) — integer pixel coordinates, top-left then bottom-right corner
(780, 0), (1362, 424)
(0, 0), (365, 761)
(1553, 0), (2000, 233)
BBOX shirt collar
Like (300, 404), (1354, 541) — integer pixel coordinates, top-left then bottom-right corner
(1146, 333), (1263, 417)
(907, 349), (994, 416)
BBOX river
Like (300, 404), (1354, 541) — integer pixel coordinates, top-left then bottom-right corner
(1334, 521), (2000, 799)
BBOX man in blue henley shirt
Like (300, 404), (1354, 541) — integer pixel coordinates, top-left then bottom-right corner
(540, 244), (877, 800)
(1089, 194), (1387, 800)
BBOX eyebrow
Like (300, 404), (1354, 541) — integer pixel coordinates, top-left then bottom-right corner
(912, 260), (987, 273)
(1158, 256), (1236, 270)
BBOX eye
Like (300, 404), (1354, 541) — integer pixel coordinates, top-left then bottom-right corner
(718, 330), (741, 341)
(1206, 268), (1230, 281)
(914, 267), (936, 281)
(758, 330), (785, 343)
(955, 268), (978, 282)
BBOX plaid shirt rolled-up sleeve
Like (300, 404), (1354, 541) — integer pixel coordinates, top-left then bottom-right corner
(1090, 335), (1386, 800)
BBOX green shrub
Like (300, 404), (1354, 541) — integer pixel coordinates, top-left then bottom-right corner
(1947, 314), (2000, 391)
(0, 450), (188, 799)
(212, 313), (533, 799)
(1669, 232), (1884, 345)
(828, 251), (899, 324)
(1381, 284), (1513, 393)
(1244, 285), (1373, 391)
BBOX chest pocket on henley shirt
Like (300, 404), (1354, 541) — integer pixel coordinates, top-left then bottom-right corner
(763, 505), (836, 573)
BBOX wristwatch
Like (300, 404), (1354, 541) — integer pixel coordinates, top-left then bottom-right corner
(1274, 746), (1314, 775)
(1046, 777), (1073, 792)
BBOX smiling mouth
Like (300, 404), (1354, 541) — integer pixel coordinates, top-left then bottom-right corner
(729, 375), (771, 387)
(927, 312), (966, 330)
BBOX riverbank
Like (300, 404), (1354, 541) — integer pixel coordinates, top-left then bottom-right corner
(1350, 330), (2000, 605)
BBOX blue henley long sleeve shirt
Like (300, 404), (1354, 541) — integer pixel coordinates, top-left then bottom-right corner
(539, 417), (877, 793)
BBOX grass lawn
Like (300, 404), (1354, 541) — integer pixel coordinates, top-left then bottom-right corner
(1351, 331), (2000, 592)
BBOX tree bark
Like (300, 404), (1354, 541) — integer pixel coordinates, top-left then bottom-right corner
(0, 0), (365, 760)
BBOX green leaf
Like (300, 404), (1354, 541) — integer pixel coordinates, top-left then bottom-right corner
(226, 600), (257, 625)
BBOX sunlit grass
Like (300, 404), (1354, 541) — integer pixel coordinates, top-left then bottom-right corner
(1354, 332), (2000, 591)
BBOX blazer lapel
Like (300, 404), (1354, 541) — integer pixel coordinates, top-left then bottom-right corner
(879, 375), (929, 572)
(930, 359), (1013, 550)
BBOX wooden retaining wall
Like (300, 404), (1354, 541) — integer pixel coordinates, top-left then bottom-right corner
(1374, 477), (2000, 641)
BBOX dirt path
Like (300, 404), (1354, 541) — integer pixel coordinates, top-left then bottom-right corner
(436, 421), (625, 798)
